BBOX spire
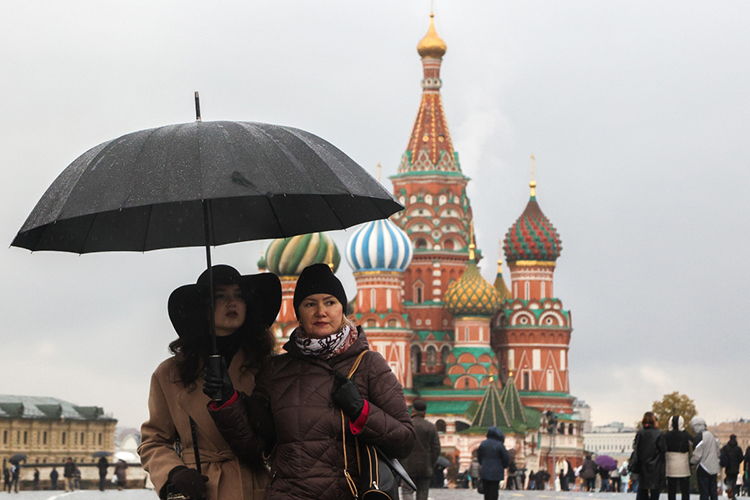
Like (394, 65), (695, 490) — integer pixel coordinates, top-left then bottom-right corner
(530, 154), (537, 199)
(494, 259), (511, 302)
(468, 220), (476, 261)
(397, 13), (459, 175)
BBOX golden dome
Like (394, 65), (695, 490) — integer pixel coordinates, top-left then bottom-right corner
(417, 13), (447, 59)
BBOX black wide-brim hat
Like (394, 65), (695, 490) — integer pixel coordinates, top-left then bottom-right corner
(168, 265), (281, 339)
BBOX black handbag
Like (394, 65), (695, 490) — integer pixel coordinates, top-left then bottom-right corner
(628, 433), (640, 474)
(341, 351), (417, 500)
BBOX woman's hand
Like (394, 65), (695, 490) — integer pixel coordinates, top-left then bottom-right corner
(168, 466), (208, 500)
(203, 355), (234, 404)
(332, 371), (364, 420)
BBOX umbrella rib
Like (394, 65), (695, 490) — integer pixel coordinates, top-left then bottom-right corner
(142, 204), (155, 251)
(78, 213), (99, 254)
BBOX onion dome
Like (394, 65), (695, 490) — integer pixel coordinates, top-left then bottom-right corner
(503, 180), (562, 262)
(417, 13), (447, 59)
(346, 218), (413, 273)
(257, 250), (267, 272)
(265, 232), (340, 276)
(445, 231), (500, 317)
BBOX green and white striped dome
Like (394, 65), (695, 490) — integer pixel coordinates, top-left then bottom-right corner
(265, 232), (340, 276)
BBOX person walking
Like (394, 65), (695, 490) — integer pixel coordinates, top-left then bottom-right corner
(114, 459), (127, 490)
(581, 454), (597, 491)
(720, 434), (744, 499)
(63, 458), (75, 492)
(3, 468), (9, 493)
(97, 456), (109, 491)
(401, 399), (441, 500)
(633, 411), (666, 500)
(477, 426), (510, 500)
(599, 464), (611, 492)
(691, 417), (720, 500)
(665, 415), (691, 500)
(32, 468), (39, 490)
(610, 463), (622, 492)
(469, 458), (481, 489)
(206, 263), (416, 500)
(139, 265), (281, 500)
(49, 467), (58, 490)
(9, 464), (19, 493)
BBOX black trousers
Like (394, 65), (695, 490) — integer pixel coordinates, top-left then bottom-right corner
(668, 476), (690, 500)
(697, 467), (718, 500)
(483, 480), (500, 500)
(637, 487), (661, 500)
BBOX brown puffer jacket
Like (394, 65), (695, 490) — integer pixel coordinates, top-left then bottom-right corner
(210, 329), (415, 500)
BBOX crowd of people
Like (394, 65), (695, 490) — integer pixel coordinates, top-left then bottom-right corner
(0, 457), (129, 492)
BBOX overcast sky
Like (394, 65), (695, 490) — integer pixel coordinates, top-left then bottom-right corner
(2, 1), (749, 431)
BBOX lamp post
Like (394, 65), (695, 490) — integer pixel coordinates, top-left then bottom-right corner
(546, 410), (558, 490)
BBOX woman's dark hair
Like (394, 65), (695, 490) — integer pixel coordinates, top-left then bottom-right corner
(168, 305), (275, 386)
(642, 411), (657, 428)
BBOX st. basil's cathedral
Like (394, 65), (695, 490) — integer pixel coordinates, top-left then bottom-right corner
(257, 14), (585, 474)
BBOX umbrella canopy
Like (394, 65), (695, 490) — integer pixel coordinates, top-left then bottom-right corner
(8, 454), (26, 464)
(435, 456), (451, 469)
(12, 120), (402, 253)
(595, 454), (618, 471)
(92, 451), (112, 458)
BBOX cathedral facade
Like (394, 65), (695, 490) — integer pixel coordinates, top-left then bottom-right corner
(260, 14), (584, 476)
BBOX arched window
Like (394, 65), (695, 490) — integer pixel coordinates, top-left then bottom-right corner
(443, 239), (454, 250)
(415, 286), (423, 304)
(411, 345), (422, 374)
(440, 345), (451, 365)
(426, 346), (437, 365)
(415, 238), (427, 249)
(435, 420), (447, 432)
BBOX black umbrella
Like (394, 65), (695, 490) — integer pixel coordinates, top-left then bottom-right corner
(12, 99), (402, 358)
(92, 451), (112, 458)
(8, 454), (26, 464)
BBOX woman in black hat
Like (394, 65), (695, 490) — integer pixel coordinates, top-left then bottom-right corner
(139, 265), (281, 500)
(204, 263), (416, 500)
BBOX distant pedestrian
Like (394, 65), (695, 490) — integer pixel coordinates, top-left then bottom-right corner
(401, 399), (441, 500)
(469, 458), (481, 489)
(3, 468), (9, 493)
(581, 455), (597, 491)
(633, 411), (666, 500)
(610, 463), (622, 492)
(115, 459), (127, 490)
(32, 468), (39, 490)
(720, 434), (744, 499)
(535, 469), (550, 490)
(73, 465), (81, 490)
(505, 455), (517, 490)
(665, 415), (691, 500)
(519, 469), (527, 490)
(9, 464), (19, 493)
(690, 417), (720, 500)
(477, 426), (510, 500)
(599, 465), (610, 492)
(49, 468), (58, 490)
(63, 458), (75, 492)
(97, 456), (109, 491)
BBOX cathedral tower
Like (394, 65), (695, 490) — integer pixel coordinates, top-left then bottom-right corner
(492, 176), (573, 413)
(346, 218), (414, 387)
(390, 14), (474, 376)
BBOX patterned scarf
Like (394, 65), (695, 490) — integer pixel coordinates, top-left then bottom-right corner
(293, 318), (358, 360)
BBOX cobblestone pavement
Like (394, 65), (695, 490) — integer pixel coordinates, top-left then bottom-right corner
(0, 489), (709, 500)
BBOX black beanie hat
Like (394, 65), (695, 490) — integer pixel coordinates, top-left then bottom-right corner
(293, 263), (347, 316)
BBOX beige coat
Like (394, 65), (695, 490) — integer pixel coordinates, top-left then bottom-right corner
(139, 351), (268, 500)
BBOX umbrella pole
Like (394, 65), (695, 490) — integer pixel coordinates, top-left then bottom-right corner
(203, 199), (218, 355)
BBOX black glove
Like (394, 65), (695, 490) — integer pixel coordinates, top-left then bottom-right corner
(167, 466), (208, 500)
(332, 371), (365, 420)
(203, 355), (234, 404)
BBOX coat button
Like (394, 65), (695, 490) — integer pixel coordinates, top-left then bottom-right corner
(332, 466), (338, 472)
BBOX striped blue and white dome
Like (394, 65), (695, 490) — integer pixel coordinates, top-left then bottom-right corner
(346, 219), (413, 273)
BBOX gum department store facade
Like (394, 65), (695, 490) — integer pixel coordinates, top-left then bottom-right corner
(259, 14), (585, 473)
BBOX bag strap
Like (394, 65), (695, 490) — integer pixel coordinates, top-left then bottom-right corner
(342, 350), (368, 499)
